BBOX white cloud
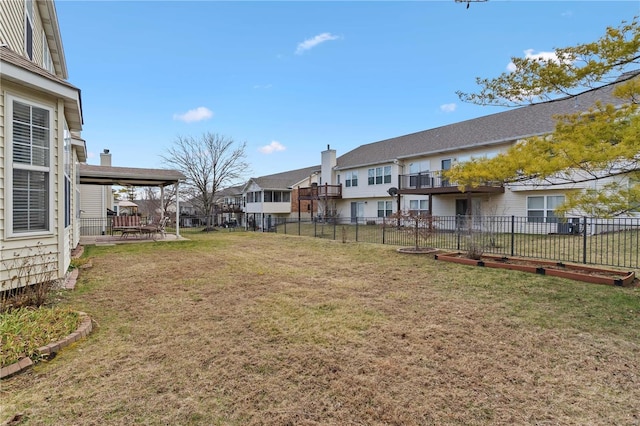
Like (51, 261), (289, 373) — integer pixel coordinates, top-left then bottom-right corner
(253, 84), (273, 89)
(440, 103), (457, 113)
(295, 33), (340, 55)
(259, 141), (286, 154)
(173, 106), (214, 123)
(507, 49), (560, 72)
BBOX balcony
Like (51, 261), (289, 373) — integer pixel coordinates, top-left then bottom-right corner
(398, 171), (504, 195)
(298, 183), (343, 200)
(217, 203), (243, 213)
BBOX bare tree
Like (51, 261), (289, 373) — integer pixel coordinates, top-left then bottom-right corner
(162, 132), (248, 229)
(141, 185), (177, 220)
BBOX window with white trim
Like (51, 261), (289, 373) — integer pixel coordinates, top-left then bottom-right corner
(409, 199), (429, 217)
(383, 166), (391, 184)
(25, 0), (34, 60)
(42, 32), (54, 73)
(9, 96), (52, 234)
(527, 195), (565, 223)
(377, 201), (393, 217)
(345, 171), (358, 187)
(246, 191), (262, 203)
(368, 166), (391, 185)
(64, 124), (72, 227)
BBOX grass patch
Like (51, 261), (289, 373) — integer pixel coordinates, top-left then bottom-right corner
(2, 231), (639, 425)
(1, 307), (80, 366)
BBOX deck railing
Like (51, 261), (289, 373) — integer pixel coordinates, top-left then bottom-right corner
(298, 184), (342, 199)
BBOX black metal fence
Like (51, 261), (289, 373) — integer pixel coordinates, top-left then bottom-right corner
(270, 216), (640, 270)
(79, 214), (640, 269)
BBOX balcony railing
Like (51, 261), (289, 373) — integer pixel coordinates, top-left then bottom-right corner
(399, 171), (453, 190)
(217, 203), (243, 213)
(298, 184), (342, 199)
(398, 172), (503, 193)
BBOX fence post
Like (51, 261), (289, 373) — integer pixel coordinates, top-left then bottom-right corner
(333, 219), (336, 240)
(355, 220), (359, 242)
(511, 215), (515, 257)
(382, 217), (386, 245)
(582, 216), (588, 264)
(298, 219), (301, 236)
(283, 220), (286, 234)
(314, 220), (317, 238)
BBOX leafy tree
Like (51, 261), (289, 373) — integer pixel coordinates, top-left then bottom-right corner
(162, 132), (248, 228)
(448, 18), (640, 217)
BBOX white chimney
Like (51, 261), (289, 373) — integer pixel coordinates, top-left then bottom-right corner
(321, 145), (336, 185)
(100, 149), (112, 166)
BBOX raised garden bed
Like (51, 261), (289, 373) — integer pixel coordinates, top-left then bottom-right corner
(434, 252), (636, 287)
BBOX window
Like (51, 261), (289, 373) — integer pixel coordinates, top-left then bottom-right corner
(25, 0), (34, 60)
(409, 199), (429, 217)
(263, 191), (290, 203)
(345, 171), (358, 187)
(9, 97), (52, 234)
(42, 33), (54, 73)
(64, 124), (71, 227)
(527, 195), (565, 223)
(247, 191), (261, 203)
(377, 201), (393, 217)
(368, 167), (391, 185)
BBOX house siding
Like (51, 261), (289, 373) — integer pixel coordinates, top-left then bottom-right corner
(80, 184), (108, 217)
(0, 76), (67, 290)
(0, 0), (24, 55)
(0, 88), (5, 241)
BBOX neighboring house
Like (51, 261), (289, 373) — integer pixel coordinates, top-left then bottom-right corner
(243, 165), (321, 229)
(246, 75), (635, 231)
(330, 77), (635, 225)
(214, 185), (244, 227)
(1, 0), (87, 290)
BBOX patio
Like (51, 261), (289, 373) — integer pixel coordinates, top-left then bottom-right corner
(79, 232), (186, 246)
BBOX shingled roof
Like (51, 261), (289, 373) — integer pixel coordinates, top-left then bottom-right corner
(1, 45), (83, 130)
(0, 45), (73, 88)
(335, 76), (633, 170)
(246, 165), (320, 191)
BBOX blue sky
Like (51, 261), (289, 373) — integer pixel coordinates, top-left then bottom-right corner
(56, 1), (639, 179)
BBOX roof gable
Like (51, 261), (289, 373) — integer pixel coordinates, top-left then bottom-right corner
(245, 165), (320, 191)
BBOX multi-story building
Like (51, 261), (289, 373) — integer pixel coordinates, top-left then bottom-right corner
(1, 0), (87, 290)
(242, 74), (636, 231)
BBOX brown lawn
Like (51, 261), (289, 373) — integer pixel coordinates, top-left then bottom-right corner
(1, 230), (639, 425)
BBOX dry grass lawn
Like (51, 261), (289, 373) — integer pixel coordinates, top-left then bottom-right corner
(2, 230), (639, 425)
